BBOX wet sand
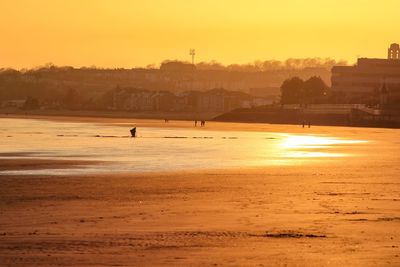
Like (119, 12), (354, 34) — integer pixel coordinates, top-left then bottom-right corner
(0, 158), (100, 171)
(2, 113), (398, 135)
(1, 116), (399, 266)
(0, 164), (399, 266)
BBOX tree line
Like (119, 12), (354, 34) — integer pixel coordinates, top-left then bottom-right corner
(163, 58), (347, 72)
(280, 76), (330, 104)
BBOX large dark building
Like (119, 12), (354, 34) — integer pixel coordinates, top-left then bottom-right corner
(332, 44), (400, 100)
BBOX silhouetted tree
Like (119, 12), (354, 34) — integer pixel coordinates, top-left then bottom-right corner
(303, 76), (329, 103)
(280, 76), (329, 104)
(194, 58), (346, 72)
(280, 77), (304, 104)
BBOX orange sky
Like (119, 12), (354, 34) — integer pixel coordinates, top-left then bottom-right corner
(1, 0), (399, 69)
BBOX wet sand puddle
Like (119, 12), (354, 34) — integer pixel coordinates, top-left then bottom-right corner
(0, 118), (368, 175)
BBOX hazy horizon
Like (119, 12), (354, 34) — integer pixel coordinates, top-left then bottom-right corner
(1, 0), (399, 69)
(0, 57), (347, 72)
(1, 1), (400, 266)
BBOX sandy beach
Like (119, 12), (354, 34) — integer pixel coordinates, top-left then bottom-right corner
(2, 112), (397, 135)
(0, 116), (399, 266)
(2, 1), (400, 266)
(1, 167), (399, 266)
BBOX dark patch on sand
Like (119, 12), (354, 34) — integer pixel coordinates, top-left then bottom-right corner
(346, 217), (400, 222)
(259, 232), (327, 238)
(0, 158), (102, 171)
(377, 217), (400, 222)
(93, 135), (130, 138)
(316, 192), (371, 196)
(0, 152), (47, 157)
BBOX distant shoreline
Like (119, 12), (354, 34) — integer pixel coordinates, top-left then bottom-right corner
(0, 108), (220, 121)
(213, 109), (400, 129)
(2, 108), (400, 131)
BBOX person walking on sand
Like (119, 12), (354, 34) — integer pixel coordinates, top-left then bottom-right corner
(130, 127), (137, 137)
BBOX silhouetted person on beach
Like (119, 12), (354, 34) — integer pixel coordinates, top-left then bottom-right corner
(201, 120), (205, 127)
(130, 127), (137, 137)
(308, 122), (311, 128)
(302, 122), (305, 128)
(195, 120), (198, 127)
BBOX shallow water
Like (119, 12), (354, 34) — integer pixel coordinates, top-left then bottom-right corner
(0, 118), (373, 175)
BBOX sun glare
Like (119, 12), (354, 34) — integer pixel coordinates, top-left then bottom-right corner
(279, 135), (367, 158)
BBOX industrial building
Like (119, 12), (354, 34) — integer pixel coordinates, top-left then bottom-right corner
(332, 43), (400, 101)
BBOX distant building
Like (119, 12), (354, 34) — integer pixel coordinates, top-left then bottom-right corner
(332, 43), (400, 101)
(388, 43), (400, 60)
(193, 88), (251, 112)
(1, 99), (26, 108)
(108, 86), (255, 113)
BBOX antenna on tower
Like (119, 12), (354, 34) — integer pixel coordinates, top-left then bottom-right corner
(189, 49), (196, 65)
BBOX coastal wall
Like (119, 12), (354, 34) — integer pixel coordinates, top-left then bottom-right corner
(213, 106), (400, 128)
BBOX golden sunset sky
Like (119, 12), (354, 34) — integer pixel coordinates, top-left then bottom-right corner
(1, 0), (399, 69)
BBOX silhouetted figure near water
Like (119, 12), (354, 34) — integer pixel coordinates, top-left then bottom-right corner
(201, 120), (206, 127)
(308, 122), (311, 128)
(195, 120), (198, 127)
(164, 119), (169, 123)
(130, 127), (137, 137)
(302, 122), (305, 128)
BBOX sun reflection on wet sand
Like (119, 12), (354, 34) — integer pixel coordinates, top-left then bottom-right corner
(0, 118), (372, 174)
(278, 134), (368, 159)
